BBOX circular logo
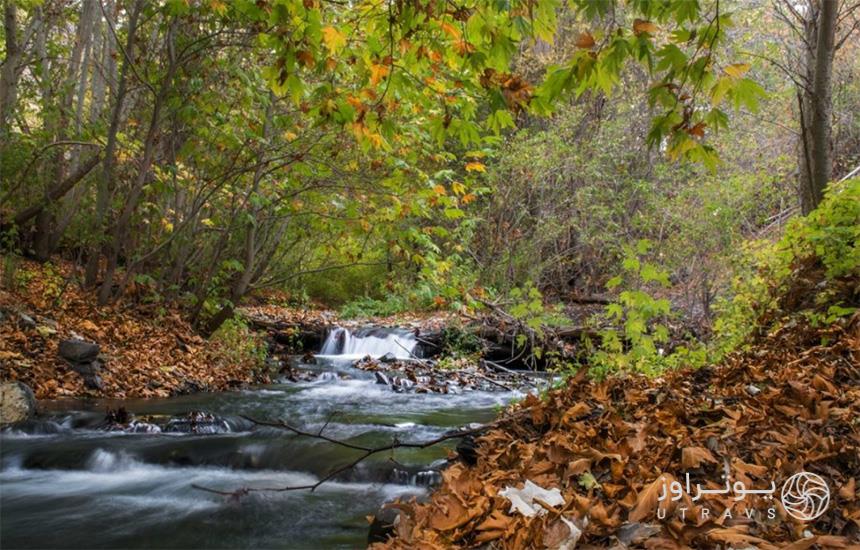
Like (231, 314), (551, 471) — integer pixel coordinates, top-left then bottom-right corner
(781, 471), (830, 521)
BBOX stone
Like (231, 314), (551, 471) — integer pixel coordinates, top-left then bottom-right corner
(69, 358), (103, 377)
(58, 339), (100, 363)
(0, 382), (36, 425)
(745, 384), (762, 396)
(83, 374), (104, 391)
(456, 435), (479, 466)
(164, 411), (231, 434)
(374, 371), (390, 385)
(379, 352), (397, 363)
(367, 506), (400, 544)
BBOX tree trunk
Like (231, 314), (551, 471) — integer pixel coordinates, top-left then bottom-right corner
(798, 0), (837, 215)
(0, 1), (19, 136)
(807, 0), (837, 212)
(98, 15), (180, 305)
(203, 95), (276, 335)
(85, 0), (140, 287)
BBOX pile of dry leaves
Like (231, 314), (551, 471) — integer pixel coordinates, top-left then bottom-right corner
(0, 259), (265, 399)
(379, 315), (860, 549)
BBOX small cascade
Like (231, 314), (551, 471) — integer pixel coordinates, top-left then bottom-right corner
(319, 327), (418, 359)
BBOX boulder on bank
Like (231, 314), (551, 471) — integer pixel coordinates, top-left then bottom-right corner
(0, 382), (36, 425)
(367, 506), (400, 544)
(58, 339), (104, 390)
(58, 339), (100, 363)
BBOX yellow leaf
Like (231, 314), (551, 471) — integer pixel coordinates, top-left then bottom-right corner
(724, 63), (751, 78)
(451, 181), (466, 195)
(322, 26), (346, 54)
(465, 161), (486, 173)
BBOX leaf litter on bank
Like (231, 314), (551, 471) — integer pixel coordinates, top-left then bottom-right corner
(0, 259), (267, 398)
(376, 315), (860, 549)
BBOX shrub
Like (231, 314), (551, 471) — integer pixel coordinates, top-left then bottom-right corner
(713, 178), (859, 349)
(209, 315), (268, 375)
(588, 240), (677, 377)
(339, 294), (410, 319)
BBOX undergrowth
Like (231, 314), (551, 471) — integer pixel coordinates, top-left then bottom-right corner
(586, 178), (859, 378)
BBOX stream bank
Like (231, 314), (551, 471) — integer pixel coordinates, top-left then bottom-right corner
(1, 330), (532, 548)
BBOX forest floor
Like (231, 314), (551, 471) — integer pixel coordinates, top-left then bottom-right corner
(0, 258), (275, 399)
(377, 314), (860, 548)
(0, 258), (460, 399)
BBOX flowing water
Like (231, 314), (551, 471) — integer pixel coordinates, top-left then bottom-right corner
(0, 328), (521, 549)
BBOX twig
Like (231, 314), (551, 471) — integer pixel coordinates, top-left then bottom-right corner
(191, 413), (522, 497)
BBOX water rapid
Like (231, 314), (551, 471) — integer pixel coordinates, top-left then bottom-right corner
(1, 340), (519, 548)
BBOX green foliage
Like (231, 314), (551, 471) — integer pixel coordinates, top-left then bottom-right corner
(507, 281), (567, 335)
(589, 240), (675, 377)
(713, 178), (860, 347)
(339, 294), (411, 319)
(209, 315), (268, 374)
(779, 179), (860, 280)
(440, 323), (483, 357)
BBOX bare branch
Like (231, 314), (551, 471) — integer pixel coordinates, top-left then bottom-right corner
(191, 413), (524, 497)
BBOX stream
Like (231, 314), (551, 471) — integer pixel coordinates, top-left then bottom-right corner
(0, 328), (521, 549)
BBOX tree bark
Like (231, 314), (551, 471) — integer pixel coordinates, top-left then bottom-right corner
(98, 14), (180, 305)
(5, 153), (103, 228)
(85, 0), (141, 287)
(806, 0), (837, 212)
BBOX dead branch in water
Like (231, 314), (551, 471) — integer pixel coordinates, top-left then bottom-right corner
(191, 412), (524, 498)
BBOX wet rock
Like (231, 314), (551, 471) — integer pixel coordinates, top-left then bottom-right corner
(0, 382), (36, 425)
(367, 506), (400, 544)
(58, 339), (105, 390)
(456, 435), (479, 466)
(127, 420), (161, 433)
(374, 372), (390, 385)
(164, 411), (230, 434)
(379, 352), (398, 363)
(58, 339), (100, 363)
(105, 407), (130, 425)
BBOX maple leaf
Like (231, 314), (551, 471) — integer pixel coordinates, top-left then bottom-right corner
(321, 26), (346, 54)
(724, 63), (751, 78)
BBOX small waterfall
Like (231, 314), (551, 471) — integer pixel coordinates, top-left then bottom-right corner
(319, 327), (417, 359)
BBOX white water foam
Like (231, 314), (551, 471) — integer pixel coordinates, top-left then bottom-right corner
(319, 327), (417, 359)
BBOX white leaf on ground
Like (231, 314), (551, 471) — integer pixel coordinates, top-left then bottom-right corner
(499, 480), (565, 517)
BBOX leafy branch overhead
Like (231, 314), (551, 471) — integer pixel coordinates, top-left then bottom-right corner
(222, 0), (765, 167)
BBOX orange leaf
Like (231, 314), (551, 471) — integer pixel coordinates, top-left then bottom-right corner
(681, 446), (717, 469)
(633, 19), (658, 36)
(687, 122), (707, 138)
(575, 31), (595, 48)
(629, 474), (674, 521)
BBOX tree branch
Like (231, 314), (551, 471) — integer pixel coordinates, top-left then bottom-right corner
(191, 413), (521, 497)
